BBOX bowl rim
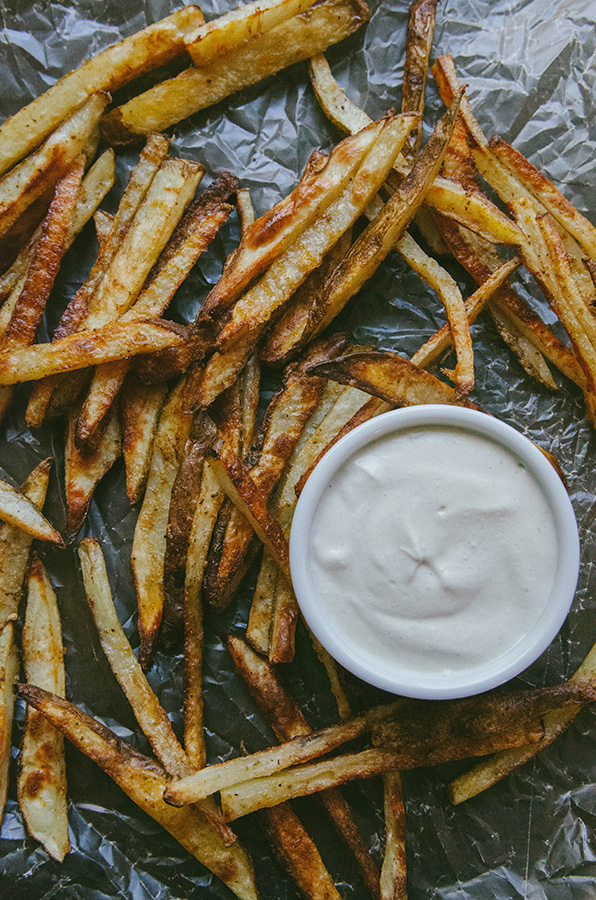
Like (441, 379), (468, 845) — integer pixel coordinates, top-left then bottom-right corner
(289, 404), (580, 699)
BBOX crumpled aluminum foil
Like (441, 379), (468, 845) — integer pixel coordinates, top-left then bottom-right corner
(0, 0), (595, 898)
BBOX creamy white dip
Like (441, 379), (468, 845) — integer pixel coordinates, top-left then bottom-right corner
(309, 425), (558, 675)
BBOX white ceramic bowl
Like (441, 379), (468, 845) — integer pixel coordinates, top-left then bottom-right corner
(289, 405), (580, 699)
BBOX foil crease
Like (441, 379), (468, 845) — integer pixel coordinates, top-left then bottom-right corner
(0, 1), (595, 898)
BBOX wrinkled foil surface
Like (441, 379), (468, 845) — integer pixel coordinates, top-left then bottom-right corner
(0, 1), (595, 898)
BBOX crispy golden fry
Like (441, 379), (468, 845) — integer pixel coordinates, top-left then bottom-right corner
(450, 632), (596, 805)
(18, 556), (69, 862)
(204, 364), (327, 608)
(0, 318), (189, 386)
(227, 635), (378, 895)
(269, 574), (299, 665)
(305, 348), (478, 410)
(380, 773), (407, 900)
(131, 378), (193, 668)
(489, 301), (558, 390)
(262, 801), (343, 900)
(246, 551), (278, 655)
(0, 93), (108, 241)
(261, 230), (352, 366)
(19, 685), (258, 900)
(186, 0), (317, 67)
(78, 537), (233, 844)
(202, 118), (384, 322)
(0, 623), (18, 828)
(0, 149), (115, 309)
(121, 378), (168, 505)
(0, 8), (204, 178)
(166, 713), (375, 806)
(0, 477), (62, 545)
(78, 173), (236, 441)
(401, 0), (439, 162)
(0, 458), (52, 630)
(308, 53), (520, 246)
(296, 91), (463, 348)
(215, 114), (417, 352)
(410, 257), (520, 370)
(101, 0), (369, 143)
(220, 682), (595, 820)
(209, 445), (291, 581)
(64, 404), (121, 542)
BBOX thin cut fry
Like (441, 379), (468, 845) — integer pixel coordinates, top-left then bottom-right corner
(0, 623), (18, 828)
(401, 0), (439, 162)
(19, 685), (258, 900)
(18, 556), (69, 862)
(380, 773), (407, 900)
(101, 0), (369, 143)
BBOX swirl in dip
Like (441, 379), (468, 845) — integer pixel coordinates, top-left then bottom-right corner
(308, 424), (559, 677)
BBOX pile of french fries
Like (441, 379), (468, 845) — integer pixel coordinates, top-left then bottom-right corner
(0, 0), (595, 897)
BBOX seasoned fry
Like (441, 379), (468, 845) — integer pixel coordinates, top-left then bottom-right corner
(0, 458), (52, 630)
(0, 318), (189, 386)
(64, 404), (121, 541)
(305, 348), (478, 410)
(246, 551), (278, 655)
(401, 0), (439, 162)
(0, 623), (18, 828)
(185, 0), (317, 67)
(0, 8), (204, 178)
(165, 713), (375, 806)
(0, 93), (109, 241)
(18, 556), (69, 862)
(269, 574), (299, 665)
(121, 378), (168, 505)
(101, 0), (370, 143)
(220, 682), (595, 820)
(131, 378), (193, 668)
(380, 773), (407, 900)
(20, 685), (258, 900)
(0, 477), (62, 545)
(78, 172), (236, 440)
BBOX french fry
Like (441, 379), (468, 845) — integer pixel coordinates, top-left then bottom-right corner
(208, 445), (291, 581)
(163, 415), (216, 639)
(0, 149), (115, 310)
(185, 0), (317, 67)
(0, 458), (52, 630)
(0, 8), (205, 179)
(165, 713), (375, 806)
(227, 635), (378, 895)
(0, 93), (109, 241)
(308, 53), (520, 246)
(305, 348), (478, 410)
(18, 556), (69, 862)
(0, 318), (189, 386)
(0, 161), (84, 422)
(101, 0), (370, 143)
(121, 378), (168, 505)
(204, 362), (328, 608)
(261, 230), (352, 366)
(64, 403), (121, 542)
(130, 378), (193, 668)
(77, 172), (236, 441)
(246, 551), (278, 655)
(78, 537), (234, 845)
(268, 574), (299, 665)
(294, 91), (463, 348)
(307, 630), (352, 721)
(380, 773), (407, 900)
(93, 209), (113, 247)
(220, 682), (596, 820)
(0, 477), (62, 545)
(401, 0), (439, 163)
(261, 802), (343, 900)
(0, 623), (18, 828)
(201, 116), (385, 323)
(19, 685), (258, 900)
(215, 114), (418, 352)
